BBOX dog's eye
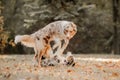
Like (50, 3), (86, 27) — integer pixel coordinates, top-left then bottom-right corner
(70, 31), (73, 33)
(73, 29), (77, 33)
(64, 30), (68, 35)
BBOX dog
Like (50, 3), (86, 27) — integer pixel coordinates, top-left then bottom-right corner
(41, 52), (75, 67)
(41, 54), (66, 67)
(14, 20), (77, 67)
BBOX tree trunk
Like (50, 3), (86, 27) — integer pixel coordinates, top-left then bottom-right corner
(112, 0), (119, 54)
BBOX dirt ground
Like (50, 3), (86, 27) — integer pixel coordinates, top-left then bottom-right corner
(0, 54), (120, 80)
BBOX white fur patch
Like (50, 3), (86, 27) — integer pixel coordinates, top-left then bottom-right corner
(14, 35), (22, 44)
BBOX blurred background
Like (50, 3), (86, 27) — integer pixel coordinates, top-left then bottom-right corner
(0, 0), (120, 54)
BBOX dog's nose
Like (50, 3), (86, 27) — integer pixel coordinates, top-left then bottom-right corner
(64, 60), (67, 62)
(66, 37), (70, 40)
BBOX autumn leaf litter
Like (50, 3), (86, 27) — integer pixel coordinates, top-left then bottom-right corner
(0, 54), (120, 80)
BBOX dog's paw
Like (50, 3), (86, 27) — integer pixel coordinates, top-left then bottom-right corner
(66, 52), (75, 67)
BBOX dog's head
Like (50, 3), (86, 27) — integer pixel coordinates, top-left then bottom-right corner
(64, 22), (77, 39)
(52, 54), (67, 65)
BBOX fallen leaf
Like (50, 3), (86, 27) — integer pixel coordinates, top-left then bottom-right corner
(17, 67), (21, 71)
(67, 69), (74, 73)
(111, 72), (119, 77)
(14, 64), (18, 68)
(4, 66), (10, 71)
(94, 64), (102, 69)
(26, 77), (31, 80)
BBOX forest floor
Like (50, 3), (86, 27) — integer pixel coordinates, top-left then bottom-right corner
(0, 54), (120, 80)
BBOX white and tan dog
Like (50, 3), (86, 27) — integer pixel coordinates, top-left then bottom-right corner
(14, 20), (77, 67)
(41, 52), (75, 67)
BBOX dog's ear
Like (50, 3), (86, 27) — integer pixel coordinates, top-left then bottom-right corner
(70, 22), (77, 29)
(70, 22), (77, 34)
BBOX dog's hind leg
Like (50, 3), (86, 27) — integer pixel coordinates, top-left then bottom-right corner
(33, 47), (38, 60)
(37, 50), (43, 67)
(44, 44), (53, 58)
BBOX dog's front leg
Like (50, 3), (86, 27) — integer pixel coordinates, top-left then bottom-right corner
(59, 39), (69, 55)
(53, 39), (62, 55)
(52, 38), (61, 50)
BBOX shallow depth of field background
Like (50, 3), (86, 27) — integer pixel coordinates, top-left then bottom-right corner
(0, 1), (120, 80)
(0, 0), (120, 54)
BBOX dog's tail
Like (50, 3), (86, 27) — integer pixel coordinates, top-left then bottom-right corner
(14, 35), (35, 47)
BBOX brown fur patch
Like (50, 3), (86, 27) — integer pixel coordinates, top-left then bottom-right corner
(44, 45), (50, 58)
(46, 36), (50, 39)
(43, 37), (48, 44)
(36, 36), (40, 40)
